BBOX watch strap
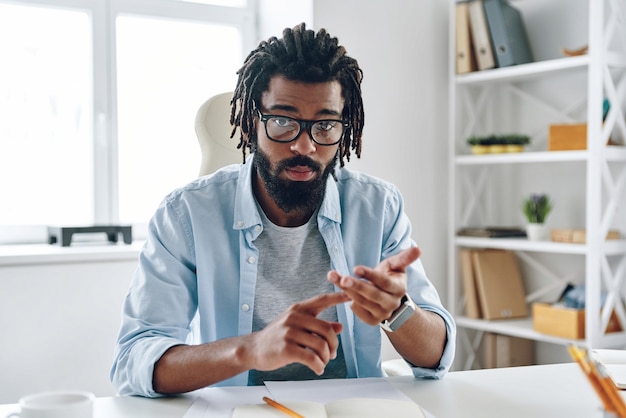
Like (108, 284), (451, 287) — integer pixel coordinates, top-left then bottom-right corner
(380, 294), (416, 332)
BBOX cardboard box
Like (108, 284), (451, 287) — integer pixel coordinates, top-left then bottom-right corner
(482, 333), (534, 368)
(532, 303), (622, 339)
(548, 123), (587, 151)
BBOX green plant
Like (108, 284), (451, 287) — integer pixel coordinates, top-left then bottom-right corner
(466, 134), (530, 146)
(466, 136), (492, 146)
(503, 134), (530, 145)
(522, 194), (553, 223)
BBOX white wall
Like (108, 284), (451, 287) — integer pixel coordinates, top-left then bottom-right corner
(0, 257), (137, 403)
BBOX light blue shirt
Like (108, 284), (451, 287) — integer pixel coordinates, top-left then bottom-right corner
(110, 155), (456, 397)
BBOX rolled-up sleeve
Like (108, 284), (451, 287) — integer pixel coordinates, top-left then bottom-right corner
(110, 198), (198, 397)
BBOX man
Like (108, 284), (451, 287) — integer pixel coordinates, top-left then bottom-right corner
(111, 23), (455, 397)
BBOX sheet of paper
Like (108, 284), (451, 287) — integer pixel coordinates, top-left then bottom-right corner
(183, 378), (435, 418)
(182, 385), (269, 418)
(264, 377), (412, 403)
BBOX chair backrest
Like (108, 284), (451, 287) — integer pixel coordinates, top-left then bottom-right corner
(195, 91), (242, 176)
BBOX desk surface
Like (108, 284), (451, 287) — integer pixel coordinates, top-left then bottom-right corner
(0, 363), (610, 418)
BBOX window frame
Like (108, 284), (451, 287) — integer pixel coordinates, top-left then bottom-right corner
(0, 0), (257, 244)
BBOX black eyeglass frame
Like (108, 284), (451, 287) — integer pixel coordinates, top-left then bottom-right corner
(256, 109), (350, 146)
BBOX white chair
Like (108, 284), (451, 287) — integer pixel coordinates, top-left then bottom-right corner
(382, 358), (413, 377)
(195, 91), (242, 176)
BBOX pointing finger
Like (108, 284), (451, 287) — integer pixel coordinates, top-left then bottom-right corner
(297, 292), (351, 317)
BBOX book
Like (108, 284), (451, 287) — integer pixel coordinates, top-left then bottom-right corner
(482, 333), (534, 368)
(460, 249), (482, 318)
(232, 397), (425, 418)
(472, 249), (528, 320)
(483, 0), (533, 67)
(455, 1), (477, 74)
(468, 0), (495, 70)
(457, 227), (526, 238)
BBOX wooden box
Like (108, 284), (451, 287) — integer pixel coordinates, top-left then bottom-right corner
(532, 303), (622, 339)
(548, 124), (587, 151)
(550, 228), (621, 243)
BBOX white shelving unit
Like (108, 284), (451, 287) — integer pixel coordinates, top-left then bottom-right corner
(448, 0), (626, 370)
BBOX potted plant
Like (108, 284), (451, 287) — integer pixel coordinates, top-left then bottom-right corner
(466, 134), (530, 154)
(522, 193), (553, 240)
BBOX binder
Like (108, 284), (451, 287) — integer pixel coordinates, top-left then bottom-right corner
(483, 0), (533, 67)
(472, 249), (528, 320)
(468, 0), (495, 70)
(455, 1), (476, 74)
(460, 249), (482, 318)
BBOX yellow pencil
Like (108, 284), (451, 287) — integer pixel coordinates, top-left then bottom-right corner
(591, 358), (626, 418)
(568, 345), (616, 413)
(262, 396), (304, 418)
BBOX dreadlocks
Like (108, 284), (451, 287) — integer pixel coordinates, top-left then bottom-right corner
(230, 22), (364, 167)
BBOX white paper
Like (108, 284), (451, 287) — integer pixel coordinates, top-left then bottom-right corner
(183, 378), (434, 418)
(182, 386), (269, 418)
(264, 377), (412, 403)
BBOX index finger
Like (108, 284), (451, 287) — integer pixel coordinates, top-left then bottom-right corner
(377, 246), (421, 273)
(297, 292), (351, 317)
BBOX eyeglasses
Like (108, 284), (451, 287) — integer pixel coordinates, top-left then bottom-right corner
(257, 110), (349, 146)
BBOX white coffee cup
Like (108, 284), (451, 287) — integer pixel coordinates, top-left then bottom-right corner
(7, 390), (94, 418)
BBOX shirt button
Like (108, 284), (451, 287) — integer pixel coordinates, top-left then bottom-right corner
(241, 304), (250, 312)
(237, 221), (244, 227)
(254, 225), (261, 233)
(247, 256), (256, 264)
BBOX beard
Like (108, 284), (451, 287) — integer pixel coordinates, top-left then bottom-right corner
(253, 147), (336, 215)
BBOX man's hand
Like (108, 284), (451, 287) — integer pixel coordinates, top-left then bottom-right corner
(249, 292), (350, 375)
(327, 247), (421, 325)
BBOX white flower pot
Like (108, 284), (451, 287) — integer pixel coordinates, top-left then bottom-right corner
(526, 223), (548, 241)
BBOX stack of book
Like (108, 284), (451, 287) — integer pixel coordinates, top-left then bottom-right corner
(455, 0), (534, 74)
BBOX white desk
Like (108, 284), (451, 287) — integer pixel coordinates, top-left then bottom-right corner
(0, 364), (612, 417)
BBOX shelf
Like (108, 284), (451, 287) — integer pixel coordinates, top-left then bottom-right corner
(455, 237), (626, 255)
(455, 148), (626, 165)
(455, 316), (587, 347)
(456, 150), (587, 165)
(455, 55), (589, 86)
(449, 0), (626, 367)
(456, 316), (626, 349)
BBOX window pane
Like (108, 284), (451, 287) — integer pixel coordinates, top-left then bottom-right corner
(0, 4), (93, 227)
(116, 16), (242, 224)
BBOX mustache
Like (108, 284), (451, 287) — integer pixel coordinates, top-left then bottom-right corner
(277, 155), (322, 172)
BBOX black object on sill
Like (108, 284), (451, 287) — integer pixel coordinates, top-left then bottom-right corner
(47, 225), (132, 247)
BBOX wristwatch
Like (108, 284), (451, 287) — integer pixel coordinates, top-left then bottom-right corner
(380, 294), (416, 332)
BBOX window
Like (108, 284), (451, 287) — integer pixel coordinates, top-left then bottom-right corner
(0, 0), (255, 244)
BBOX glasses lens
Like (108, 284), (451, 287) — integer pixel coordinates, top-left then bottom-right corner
(311, 120), (345, 145)
(266, 116), (300, 142)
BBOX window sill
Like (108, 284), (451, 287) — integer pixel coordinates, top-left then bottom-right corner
(0, 242), (144, 266)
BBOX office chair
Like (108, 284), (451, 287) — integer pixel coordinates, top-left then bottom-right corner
(195, 91), (242, 176)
